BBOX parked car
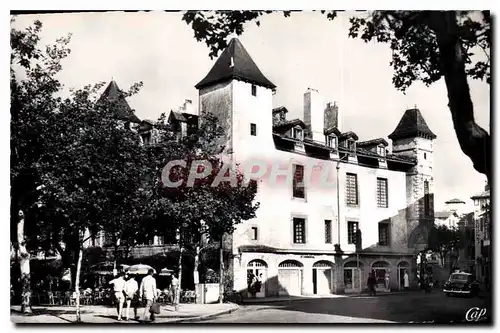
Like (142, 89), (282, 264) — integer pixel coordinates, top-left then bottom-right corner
(443, 272), (480, 297)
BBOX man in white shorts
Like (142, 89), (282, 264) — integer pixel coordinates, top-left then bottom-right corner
(109, 272), (126, 321)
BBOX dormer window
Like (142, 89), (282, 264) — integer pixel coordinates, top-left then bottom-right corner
(326, 135), (337, 149)
(377, 145), (386, 157)
(293, 127), (303, 141)
(347, 139), (356, 152)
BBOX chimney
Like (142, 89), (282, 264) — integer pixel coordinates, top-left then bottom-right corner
(324, 101), (341, 132)
(303, 88), (325, 142)
(179, 99), (195, 115)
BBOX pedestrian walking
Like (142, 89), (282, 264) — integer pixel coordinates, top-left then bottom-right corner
(385, 270), (391, 291)
(109, 272), (126, 321)
(403, 270), (410, 290)
(367, 273), (376, 296)
(170, 274), (179, 305)
(139, 269), (158, 322)
(123, 274), (139, 321)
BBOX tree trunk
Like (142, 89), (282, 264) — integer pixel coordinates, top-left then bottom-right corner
(219, 237), (224, 304)
(113, 238), (121, 277)
(17, 210), (32, 314)
(429, 11), (491, 183)
(175, 247), (183, 311)
(194, 245), (200, 304)
(74, 245), (83, 323)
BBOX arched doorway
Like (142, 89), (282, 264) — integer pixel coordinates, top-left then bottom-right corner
(312, 261), (334, 295)
(344, 261), (364, 293)
(278, 260), (303, 296)
(371, 261), (391, 291)
(247, 259), (268, 298)
(397, 261), (410, 291)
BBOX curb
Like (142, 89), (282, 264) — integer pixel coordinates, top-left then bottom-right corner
(165, 304), (239, 323)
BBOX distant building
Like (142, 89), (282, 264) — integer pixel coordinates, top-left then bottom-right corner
(434, 210), (460, 229)
(471, 182), (490, 282)
(444, 198), (466, 216)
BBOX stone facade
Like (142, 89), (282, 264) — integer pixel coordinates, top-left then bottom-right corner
(196, 38), (436, 297)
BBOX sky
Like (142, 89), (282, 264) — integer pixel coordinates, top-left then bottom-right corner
(11, 11), (490, 212)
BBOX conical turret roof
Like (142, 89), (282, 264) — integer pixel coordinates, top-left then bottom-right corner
(388, 108), (436, 140)
(98, 80), (141, 123)
(195, 38), (276, 90)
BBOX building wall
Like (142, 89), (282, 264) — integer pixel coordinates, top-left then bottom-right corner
(393, 137), (435, 251)
(199, 81), (234, 154)
(198, 76), (435, 296)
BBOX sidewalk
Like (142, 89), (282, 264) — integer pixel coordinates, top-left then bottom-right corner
(243, 291), (414, 304)
(10, 303), (239, 324)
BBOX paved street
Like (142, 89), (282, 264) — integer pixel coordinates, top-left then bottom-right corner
(200, 292), (491, 324)
(11, 303), (238, 324)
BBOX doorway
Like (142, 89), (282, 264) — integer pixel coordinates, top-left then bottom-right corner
(344, 261), (363, 293)
(312, 261), (334, 295)
(278, 260), (303, 296)
(247, 259), (268, 298)
(397, 261), (410, 290)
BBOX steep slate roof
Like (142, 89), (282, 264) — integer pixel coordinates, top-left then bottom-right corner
(98, 80), (141, 123)
(324, 126), (342, 136)
(273, 118), (307, 131)
(195, 38), (276, 90)
(388, 108), (436, 140)
(358, 138), (389, 147)
(169, 111), (187, 122)
(338, 131), (359, 141)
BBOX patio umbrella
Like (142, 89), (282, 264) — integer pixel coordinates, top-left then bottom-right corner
(159, 268), (174, 276)
(126, 264), (156, 275)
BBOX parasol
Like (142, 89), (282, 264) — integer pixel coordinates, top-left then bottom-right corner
(126, 264), (156, 275)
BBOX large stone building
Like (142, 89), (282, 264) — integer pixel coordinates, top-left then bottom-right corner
(84, 38), (437, 296)
(194, 38), (437, 296)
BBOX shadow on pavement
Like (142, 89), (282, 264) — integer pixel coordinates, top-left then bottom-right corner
(242, 292), (491, 324)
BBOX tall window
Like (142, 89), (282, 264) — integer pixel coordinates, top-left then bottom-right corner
(378, 223), (390, 246)
(250, 123), (257, 136)
(293, 218), (306, 244)
(251, 227), (258, 240)
(345, 173), (358, 206)
(377, 178), (388, 208)
(424, 180), (430, 215)
(324, 220), (332, 244)
(293, 164), (305, 199)
(347, 221), (359, 244)
(251, 84), (257, 96)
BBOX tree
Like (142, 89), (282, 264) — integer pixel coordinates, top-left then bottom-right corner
(148, 112), (259, 305)
(10, 18), (72, 313)
(182, 10), (491, 183)
(37, 81), (147, 322)
(428, 225), (462, 273)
